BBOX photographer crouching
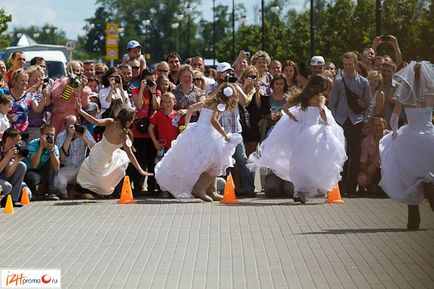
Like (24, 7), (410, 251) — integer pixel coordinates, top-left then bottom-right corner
(0, 128), (27, 207)
(54, 115), (95, 199)
(23, 123), (60, 200)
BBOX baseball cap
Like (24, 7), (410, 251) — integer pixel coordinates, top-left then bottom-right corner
(127, 40), (142, 49)
(216, 62), (234, 73)
(310, 56), (325, 66)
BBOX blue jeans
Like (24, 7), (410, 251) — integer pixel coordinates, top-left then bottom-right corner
(233, 142), (255, 192)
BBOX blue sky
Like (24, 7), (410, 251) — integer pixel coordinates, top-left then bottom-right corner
(1, 0), (305, 40)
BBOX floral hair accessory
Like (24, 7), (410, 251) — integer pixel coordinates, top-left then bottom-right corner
(223, 87), (234, 97)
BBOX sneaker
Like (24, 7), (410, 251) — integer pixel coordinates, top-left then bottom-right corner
(47, 194), (60, 201)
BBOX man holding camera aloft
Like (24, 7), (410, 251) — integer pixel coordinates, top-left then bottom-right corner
(54, 115), (95, 199)
(23, 123), (60, 200)
(0, 128), (27, 207)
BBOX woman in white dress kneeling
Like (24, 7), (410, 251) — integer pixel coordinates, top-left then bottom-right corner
(76, 98), (152, 196)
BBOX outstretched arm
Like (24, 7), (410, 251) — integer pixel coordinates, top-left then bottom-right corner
(75, 97), (113, 127)
(123, 141), (152, 176)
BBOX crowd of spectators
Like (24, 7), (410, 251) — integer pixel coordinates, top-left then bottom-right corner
(0, 34), (420, 204)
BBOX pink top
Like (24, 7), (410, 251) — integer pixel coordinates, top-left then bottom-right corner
(50, 77), (90, 134)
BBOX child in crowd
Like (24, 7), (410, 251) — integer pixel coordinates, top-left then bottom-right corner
(0, 94), (12, 138)
(121, 40), (147, 74)
(148, 92), (183, 162)
(249, 74), (347, 203)
(358, 116), (388, 197)
(155, 84), (242, 201)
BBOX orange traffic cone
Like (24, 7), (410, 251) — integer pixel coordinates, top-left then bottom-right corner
(220, 175), (239, 205)
(4, 195), (14, 214)
(326, 185), (344, 204)
(117, 176), (136, 204)
(20, 187), (30, 205)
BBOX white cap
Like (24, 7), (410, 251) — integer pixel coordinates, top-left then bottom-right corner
(310, 56), (325, 66)
(127, 40), (141, 49)
(216, 62), (234, 73)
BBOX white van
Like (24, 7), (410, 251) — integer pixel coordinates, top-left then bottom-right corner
(4, 44), (69, 80)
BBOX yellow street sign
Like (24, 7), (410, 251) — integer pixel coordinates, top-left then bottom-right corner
(106, 36), (119, 48)
(106, 23), (119, 39)
(106, 47), (119, 61)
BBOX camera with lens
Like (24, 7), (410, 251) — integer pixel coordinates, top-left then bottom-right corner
(114, 76), (121, 84)
(46, 135), (53, 144)
(74, 124), (85, 135)
(15, 144), (29, 158)
(42, 77), (49, 89)
(146, 79), (156, 87)
(224, 72), (238, 83)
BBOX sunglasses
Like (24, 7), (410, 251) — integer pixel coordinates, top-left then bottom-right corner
(193, 78), (203, 81)
(96, 71), (105, 75)
(158, 69), (169, 73)
(131, 66), (140, 70)
(247, 75), (257, 80)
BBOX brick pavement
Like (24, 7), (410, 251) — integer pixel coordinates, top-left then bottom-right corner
(0, 197), (433, 289)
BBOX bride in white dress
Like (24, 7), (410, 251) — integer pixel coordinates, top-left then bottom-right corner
(249, 75), (347, 203)
(75, 99), (151, 196)
(379, 61), (434, 229)
(155, 84), (242, 201)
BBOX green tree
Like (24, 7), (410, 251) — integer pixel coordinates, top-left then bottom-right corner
(0, 9), (12, 49)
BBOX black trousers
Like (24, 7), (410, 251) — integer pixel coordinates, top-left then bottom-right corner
(341, 119), (364, 195)
(126, 138), (157, 194)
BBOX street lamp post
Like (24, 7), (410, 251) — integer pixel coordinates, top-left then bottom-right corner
(185, 4), (193, 58)
(375, 0), (382, 36)
(232, 0), (236, 60)
(171, 22), (180, 51)
(213, 0), (216, 66)
(310, 0), (315, 58)
(261, 0), (265, 51)
(142, 19), (150, 56)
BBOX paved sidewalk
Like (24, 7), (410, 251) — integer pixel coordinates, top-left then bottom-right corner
(0, 196), (433, 289)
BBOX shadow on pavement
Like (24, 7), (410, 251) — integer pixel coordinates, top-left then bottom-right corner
(299, 228), (429, 234)
(52, 201), (102, 206)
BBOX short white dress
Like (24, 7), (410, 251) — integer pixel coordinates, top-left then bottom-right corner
(379, 107), (434, 205)
(155, 108), (242, 199)
(249, 106), (347, 196)
(77, 135), (130, 195)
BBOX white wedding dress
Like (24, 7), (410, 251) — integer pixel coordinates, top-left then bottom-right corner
(77, 135), (130, 195)
(155, 108), (242, 199)
(249, 106), (347, 196)
(379, 107), (434, 204)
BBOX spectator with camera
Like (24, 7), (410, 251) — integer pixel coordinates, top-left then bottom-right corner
(0, 128), (27, 207)
(25, 65), (52, 141)
(98, 67), (130, 119)
(328, 52), (373, 198)
(127, 68), (160, 196)
(54, 115), (95, 199)
(371, 35), (403, 70)
(23, 123), (60, 200)
(50, 61), (91, 135)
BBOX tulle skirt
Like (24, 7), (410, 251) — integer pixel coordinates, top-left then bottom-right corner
(379, 124), (434, 205)
(249, 110), (347, 197)
(155, 122), (242, 199)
